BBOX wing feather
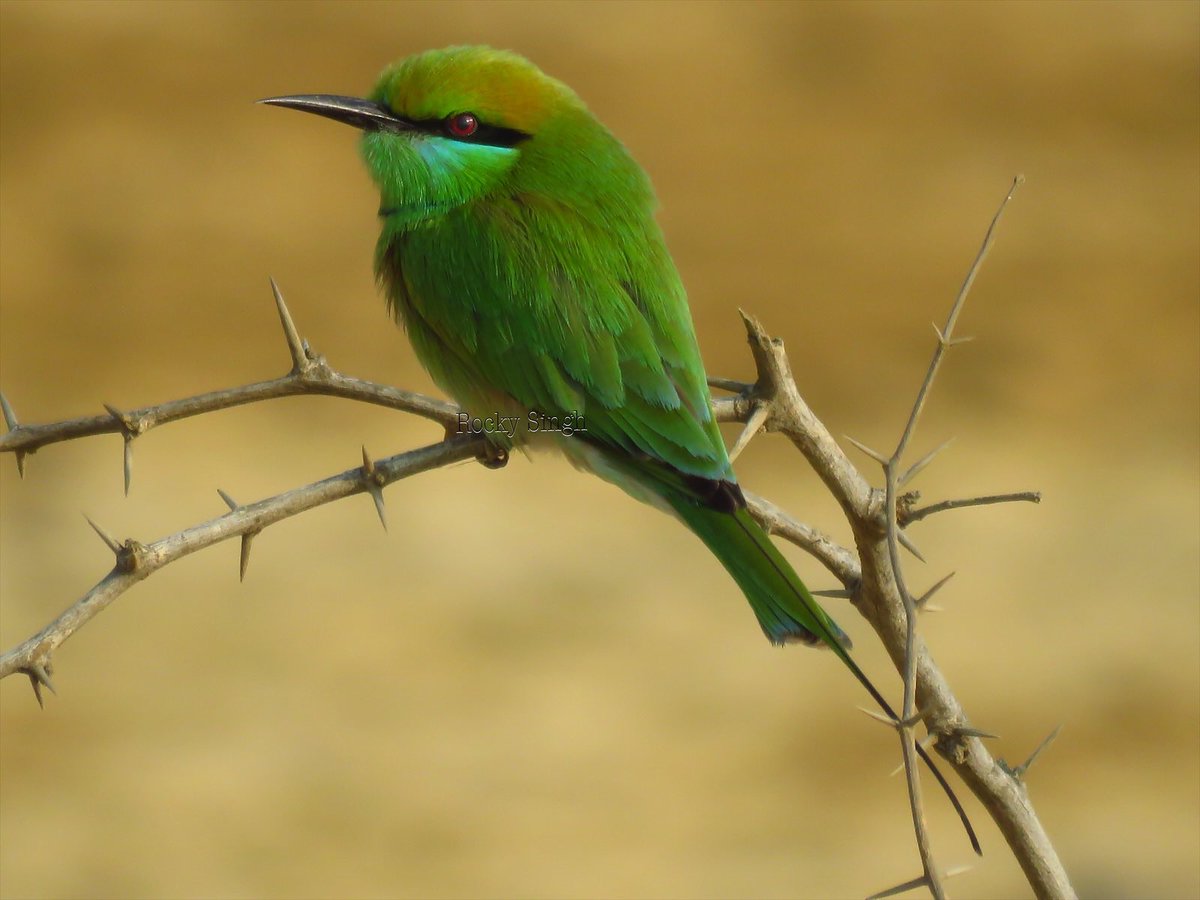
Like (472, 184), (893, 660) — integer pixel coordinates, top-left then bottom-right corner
(382, 193), (731, 483)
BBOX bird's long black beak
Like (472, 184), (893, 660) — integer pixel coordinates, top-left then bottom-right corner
(257, 94), (413, 133)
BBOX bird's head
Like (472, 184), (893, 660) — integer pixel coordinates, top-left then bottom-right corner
(261, 46), (639, 227)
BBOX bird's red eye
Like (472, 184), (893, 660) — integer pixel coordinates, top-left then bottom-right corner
(446, 112), (479, 138)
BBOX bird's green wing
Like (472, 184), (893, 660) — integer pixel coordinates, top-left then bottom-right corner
(382, 194), (733, 482)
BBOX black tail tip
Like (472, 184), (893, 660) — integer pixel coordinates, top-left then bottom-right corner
(764, 622), (853, 650)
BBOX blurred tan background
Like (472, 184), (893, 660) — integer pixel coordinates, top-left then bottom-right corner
(1, 2), (1196, 898)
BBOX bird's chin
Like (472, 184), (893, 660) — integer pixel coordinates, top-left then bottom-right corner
(361, 129), (517, 221)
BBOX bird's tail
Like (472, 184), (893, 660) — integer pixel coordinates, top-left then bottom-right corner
(668, 494), (982, 856)
(668, 496), (850, 649)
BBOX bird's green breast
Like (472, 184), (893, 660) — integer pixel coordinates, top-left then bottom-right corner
(376, 191), (733, 484)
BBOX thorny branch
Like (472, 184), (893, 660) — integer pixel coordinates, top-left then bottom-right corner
(0, 185), (1073, 898)
(901, 491), (1042, 526)
(0, 437), (483, 697)
(883, 176), (1023, 900)
(0, 280), (460, 481)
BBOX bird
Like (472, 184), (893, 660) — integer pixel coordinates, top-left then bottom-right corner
(261, 45), (978, 852)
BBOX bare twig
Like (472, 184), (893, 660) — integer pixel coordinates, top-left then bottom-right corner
(1001, 726), (1064, 781)
(742, 489), (861, 587)
(903, 491), (1042, 526)
(870, 176), (1025, 898)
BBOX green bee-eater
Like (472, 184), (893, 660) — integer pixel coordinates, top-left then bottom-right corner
(262, 46), (976, 850)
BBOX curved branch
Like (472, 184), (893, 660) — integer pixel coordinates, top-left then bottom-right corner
(729, 313), (875, 520)
(742, 490), (861, 587)
(0, 435), (485, 684)
(0, 374), (458, 457)
(0, 282), (459, 469)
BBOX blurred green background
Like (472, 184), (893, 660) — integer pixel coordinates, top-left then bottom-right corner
(1, 2), (1196, 898)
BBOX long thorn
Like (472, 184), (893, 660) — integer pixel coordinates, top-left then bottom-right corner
(361, 446), (387, 531)
(27, 662), (56, 709)
(29, 675), (45, 708)
(897, 530), (926, 562)
(866, 874), (930, 900)
(270, 277), (308, 370)
(1013, 725), (1063, 780)
(218, 487), (250, 576)
(867, 864), (970, 900)
(955, 725), (1000, 740)
(84, 514), (122, 554)
(122, 437), (133, 496)
(31, 662), (55, 692)
(102, 402), (127, 428)
(933, 323), (975, 347)
(367, 485), (387, 531)
(239, 533), (255, 581)
(728, 402), (770, 462)
(102, 403), (135, 494)
(0, 389), (25, 473)
(844, 434), (888, 464)
(0, 391), (17, 430)
(858, 704), (930, 731)
(899, 438), (955, 487)
(859, 706), (899, 727)
(915, 571), (956, 610)
(890, 733), (939, 777)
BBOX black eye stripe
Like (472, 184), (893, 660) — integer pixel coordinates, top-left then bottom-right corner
(407, 116), (531, 148)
